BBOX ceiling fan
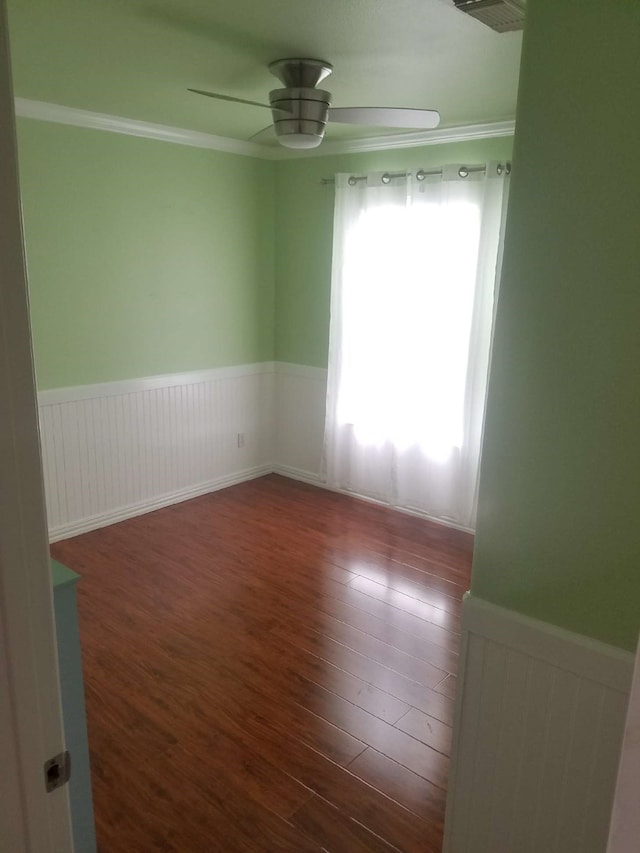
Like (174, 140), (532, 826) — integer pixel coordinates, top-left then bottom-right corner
(188, 58), (440, 150)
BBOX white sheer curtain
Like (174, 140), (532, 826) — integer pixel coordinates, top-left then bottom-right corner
(324, 163), (509, 529)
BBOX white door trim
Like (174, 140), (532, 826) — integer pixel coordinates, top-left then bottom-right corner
(0, 2), (73, 849)
(607, 635), (640, 852)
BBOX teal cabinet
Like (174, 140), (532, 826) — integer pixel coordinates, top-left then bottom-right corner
(51, 560), (96, 853)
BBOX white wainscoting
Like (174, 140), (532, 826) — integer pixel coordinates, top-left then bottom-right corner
(608, 641), (640, 852)
(39, 359), (476, 541)
(38, 361), (328, 541)
(273, 362), (327, 483)
(444, 595), (633, 853)
(38, 363), (275, 541)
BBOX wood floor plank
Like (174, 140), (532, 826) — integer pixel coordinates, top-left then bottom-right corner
(222, 627), (413, 726)
(289, 648), (413, 725)
(369, 545), (472, 585)
(348, 747), (448, 824)
(179, 628), (450, 786)
(133, 646), (442, 853)
(274, 610), (450, 686)
(348, 573), (463, 628)
(92, 532), (457, 692)
(329, 572), (460, 633)
(83, 520), (456, 677)
(271, 620), (457, 724)
(290, 794), (401, 853)
(89, 662), (316, 822)
(325, 588), (460, 673)
(131, 636), (370, 770)
(249, 730), (444, 853)
(88, 701), (322, 853)
(394, 707), (453, 756)
(173, 534), (459, 675)
(182, 476), (471, 589)
(328, 548), (468, 605)
(262, 659), (452, 785)
(127, 538), (458, 690)
(312, 592), (460, 667)
(51, 474), (471, 852)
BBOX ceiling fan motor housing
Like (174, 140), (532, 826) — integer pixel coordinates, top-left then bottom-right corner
(269, 87), (331, 149)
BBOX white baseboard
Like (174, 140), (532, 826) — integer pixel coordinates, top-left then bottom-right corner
(48, 464), (272, 542)
(444, 594), (633, 853)
(271, 464), (324, 486)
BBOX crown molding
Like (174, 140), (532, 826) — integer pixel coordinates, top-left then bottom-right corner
(14, 97), (514, 160)
(14, 98), (270, 158)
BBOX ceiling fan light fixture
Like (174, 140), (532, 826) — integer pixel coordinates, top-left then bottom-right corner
(277, 132), (325, 150)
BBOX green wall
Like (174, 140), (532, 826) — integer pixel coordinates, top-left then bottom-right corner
(17, 119), (275, 389)
(18, 117), (512, 388)
(274, 137), (514, 368)
(471, 0), (640, 651)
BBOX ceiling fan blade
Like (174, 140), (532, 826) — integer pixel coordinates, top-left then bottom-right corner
(328, 106), (441, 130)
(247, 124), (276, 143)
(187, 89), (280, 112)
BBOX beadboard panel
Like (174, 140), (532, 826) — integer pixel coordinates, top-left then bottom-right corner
(38, 360), (478, 542)
(271, 364), (479, 536)
(608, 643), (640, 852)
(273, 362), (327, 481)
(39, 365), (275, 541)
(444, 595), (633, 853)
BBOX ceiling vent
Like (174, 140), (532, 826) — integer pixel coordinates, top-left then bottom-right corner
(453, 0), (526, 32)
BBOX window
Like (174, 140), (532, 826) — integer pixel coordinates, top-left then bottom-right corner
(324, 165), (509, 528)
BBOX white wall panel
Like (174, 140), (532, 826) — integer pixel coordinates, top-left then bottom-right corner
(273, 362), (327, 481)
(40, 359), (475, 541)
(39, 364), (275, 541)
(607, 636), (640, 853)
(444, 595), (634, 853)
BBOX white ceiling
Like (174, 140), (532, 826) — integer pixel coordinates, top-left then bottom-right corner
(8, 0), (523, 147)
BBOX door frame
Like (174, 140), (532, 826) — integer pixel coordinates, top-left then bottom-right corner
(608, 639), (640, 852)
(0, 2), (73, 849)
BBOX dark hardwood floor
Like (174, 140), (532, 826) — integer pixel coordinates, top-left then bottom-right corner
(51, 474), (473, 853)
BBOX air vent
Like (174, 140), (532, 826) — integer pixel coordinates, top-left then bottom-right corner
(453, 0), (526, 33)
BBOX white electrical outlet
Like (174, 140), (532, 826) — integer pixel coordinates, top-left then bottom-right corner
(237, 432), (245, 448)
